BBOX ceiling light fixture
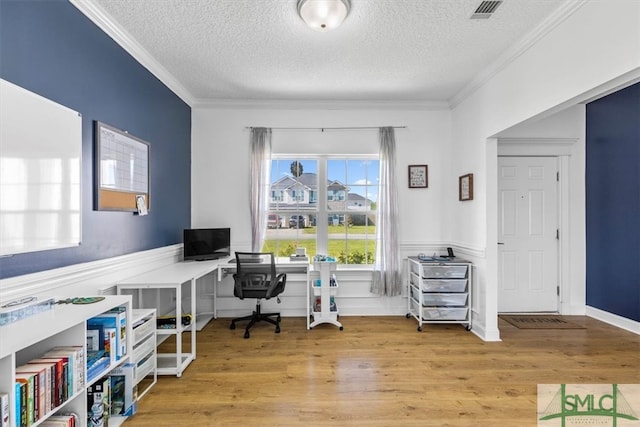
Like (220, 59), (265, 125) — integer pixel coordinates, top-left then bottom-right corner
(297, 0), (351, 32)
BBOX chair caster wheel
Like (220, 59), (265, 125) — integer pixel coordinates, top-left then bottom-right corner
(417, 326), (422, 332)
(339, 326), (343, 331)
(405, 313), (411, 319)
(275, 326), (281, 333)
(244, 331), (250, 339)
(229, 322), (236, 330)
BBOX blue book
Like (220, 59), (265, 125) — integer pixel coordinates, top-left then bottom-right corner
(14, 382), (21, 427)
(88, 310), (127, 360)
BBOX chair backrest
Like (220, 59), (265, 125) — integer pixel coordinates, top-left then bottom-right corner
(233, 252), (283, 300)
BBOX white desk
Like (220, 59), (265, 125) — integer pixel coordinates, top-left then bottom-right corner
(217, 257), (310, 280)
(117, 259), (227, 377)
(218, 258), (311, 327)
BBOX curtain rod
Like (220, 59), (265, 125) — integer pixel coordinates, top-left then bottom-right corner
(245, 126), (407, 131)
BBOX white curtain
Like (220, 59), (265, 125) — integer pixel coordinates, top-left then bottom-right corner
(372, 127), (402, 296)
(249, 128), (272, 252)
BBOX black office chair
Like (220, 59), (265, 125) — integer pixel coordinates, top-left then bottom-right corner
(229, 252), (287, 338)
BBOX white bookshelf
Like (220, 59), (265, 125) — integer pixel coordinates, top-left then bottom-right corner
(0, 295), (132, 427)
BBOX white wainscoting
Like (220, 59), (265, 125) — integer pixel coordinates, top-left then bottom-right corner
(1, 242), (494, 338)
(5, 243), (637, 341)
(0, 245), (183, 304)
(215, 243), (485, 322)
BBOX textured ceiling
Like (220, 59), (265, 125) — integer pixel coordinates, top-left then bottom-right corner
(85, 0), (567, 105)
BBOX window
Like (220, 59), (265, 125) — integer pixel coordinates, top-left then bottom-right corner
(271, 190), (284, 202)
(263, 157), (379, 265)
(291, 189), (304, 202)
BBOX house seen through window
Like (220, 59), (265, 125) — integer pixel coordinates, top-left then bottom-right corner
(263, 157), (379, 265)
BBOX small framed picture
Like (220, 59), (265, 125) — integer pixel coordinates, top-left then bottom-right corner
(459, 173), (474, 201)
(408, 165), (428, 188)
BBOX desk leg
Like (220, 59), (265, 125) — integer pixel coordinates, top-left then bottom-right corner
(190, 277), (197, 359)
(175, 283), (182, 377)
(213, 274), (217, 319)
(306, 266), (310, 330)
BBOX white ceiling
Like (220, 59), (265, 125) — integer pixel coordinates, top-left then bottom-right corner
(77, 0), (570, 107)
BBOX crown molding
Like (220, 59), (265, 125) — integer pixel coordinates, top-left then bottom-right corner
(70, 0), (196, 107)
(192, 98), (450, 111)
(449, 0), (588, 109)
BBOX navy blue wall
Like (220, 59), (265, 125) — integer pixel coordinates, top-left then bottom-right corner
(586, 82), (640, 322)
(0, 0), (191, 279)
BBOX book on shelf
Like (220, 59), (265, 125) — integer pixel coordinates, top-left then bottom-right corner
(43, 348), (79, 397)
(48, 346), (85, 394)
(14, 372), (34, 426)
(14, 381), (26, 427)
(29, 357), (63, 408)
(99, 377), (111, 427)
(86, 327), (102, 352)
(86, 351), (110, 383)
(1, 392), (9, 427)
(87, 308), (127, 360)
(103, 328), (117, 364)
(41, 351), (72, 402)
(16, 363), (48, 419)
(109, 363), (137, 417)
(39, 413), (78, 427)
(24, 360), (56, 415)
(87, 380), (107, 427)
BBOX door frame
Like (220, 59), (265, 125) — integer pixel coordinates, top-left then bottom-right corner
(497, 155), (560, 313)
(497, 138), (576, 314)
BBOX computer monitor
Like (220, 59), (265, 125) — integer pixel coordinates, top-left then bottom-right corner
(183, 228), (230, 261)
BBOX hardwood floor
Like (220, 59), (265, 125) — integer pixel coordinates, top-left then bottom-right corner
(124, 316), (640, 427)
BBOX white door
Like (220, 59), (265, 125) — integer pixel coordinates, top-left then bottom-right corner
(498, 157), (559, 312)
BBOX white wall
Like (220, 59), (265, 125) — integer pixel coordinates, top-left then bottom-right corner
(450, 0), (640, 340)
(191, 107), (457, 318)
(192, 107), (452, 249)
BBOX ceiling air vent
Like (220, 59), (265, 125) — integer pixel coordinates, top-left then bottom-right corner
(470, 0), (503, 19)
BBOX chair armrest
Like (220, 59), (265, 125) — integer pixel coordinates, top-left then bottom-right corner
(232, 273), (244, 299)
(265, 273), (287, 298)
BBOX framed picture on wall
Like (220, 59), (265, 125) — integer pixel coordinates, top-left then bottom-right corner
(459, 173), (474, 201)
(408, 165), (428, 188)
(95, 121), (150, 212)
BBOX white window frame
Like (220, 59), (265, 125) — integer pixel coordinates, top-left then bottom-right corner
(270, 154), (378, 265)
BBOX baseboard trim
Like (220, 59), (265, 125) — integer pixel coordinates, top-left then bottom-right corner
(586, 306), (640, 335)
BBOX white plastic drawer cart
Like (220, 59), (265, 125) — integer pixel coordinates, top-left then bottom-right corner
(406, 256), (472, 332)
